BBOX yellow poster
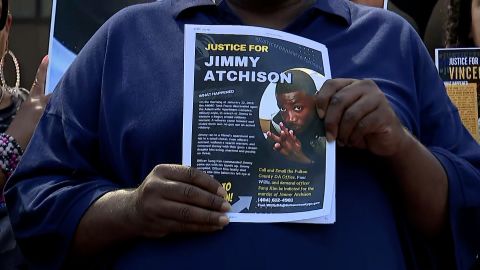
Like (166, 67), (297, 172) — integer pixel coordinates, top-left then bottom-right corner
(446, 84), (479, 141)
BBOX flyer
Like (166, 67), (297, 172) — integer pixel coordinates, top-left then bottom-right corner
(435, 48), (480, 141)
(183, 25), (335, 223)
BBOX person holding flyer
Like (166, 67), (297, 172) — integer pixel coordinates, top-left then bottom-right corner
(4, 0), (480, 269)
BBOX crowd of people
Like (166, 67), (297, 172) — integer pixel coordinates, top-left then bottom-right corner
(0, 0), (479, 269)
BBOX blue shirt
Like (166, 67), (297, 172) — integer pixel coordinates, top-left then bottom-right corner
(5, 0), (480, 269)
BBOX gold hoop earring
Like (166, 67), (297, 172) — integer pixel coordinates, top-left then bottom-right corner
(0, 50), (20, 102)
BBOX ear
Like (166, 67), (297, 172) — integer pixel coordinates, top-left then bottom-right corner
(3, 13), (11, 50)
(4, 13), (11, 36)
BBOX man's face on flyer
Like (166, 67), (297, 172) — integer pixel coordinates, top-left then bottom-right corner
(276, 91), (316, 135)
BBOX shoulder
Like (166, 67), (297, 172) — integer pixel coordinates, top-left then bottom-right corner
(346, 2), (414, 35)
(87, 0), (182, 56)
(111, 1), (172, 18)
(344, 2), (423, 56)
(105, 1), (175, 30)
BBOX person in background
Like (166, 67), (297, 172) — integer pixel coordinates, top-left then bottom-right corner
(4, 0), (480, 269)
(446, 0), (480, 47)
(445, 0), (480, 157)
(0, 0), (50, 268)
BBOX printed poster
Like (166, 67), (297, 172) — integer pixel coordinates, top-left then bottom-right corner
(183, 25), (335, 223)
(436, 48), (480, 141)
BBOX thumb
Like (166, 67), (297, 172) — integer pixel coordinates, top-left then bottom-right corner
(30, 55), (49, 97)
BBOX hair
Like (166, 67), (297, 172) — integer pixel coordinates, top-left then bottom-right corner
(446, 0), (474, 47)
(0, 0), (8, 31)
(275, 70), (317, 96)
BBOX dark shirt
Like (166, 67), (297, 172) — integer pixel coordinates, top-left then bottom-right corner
(55, 0), (154, 54)
(5, 0), (480, 269)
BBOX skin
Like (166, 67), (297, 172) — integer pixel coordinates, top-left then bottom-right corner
(0, 85), (50, 187)
(225, 0), (316, 29)
(351, 0), (384, 8)
(316, 79), (447, 236)
(0, 1), (50, 189)
(267, 91), (317, 164)
(72, 0), (448, 260)
(6, 56), (50, 150)
(472, 0), (480, 46)
(276, 91), (316, 134)
(73, 165), (231, 257)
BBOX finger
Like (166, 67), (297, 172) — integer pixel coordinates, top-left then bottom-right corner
(160, 180), (230, 212)
(315, 79), (355, 119)
(156, 200), (230, 226)
(288, 129), (295, 140)
(267, 131), (282, 143)
(295, 140), (302, 148)
(153, 164), (226, 197)
(279, 122), (288, 133)
(281, 123), (294, 141)
(30, 55), (49, 97)
(337, 92), (381, 147)
(274, 142), (282, 151)
(323, 82), (366, 142)
(294, 134), (302, 148)
(279, 130), (287, 142)
(348, 109), (385, 149)
(287, 130), (298, 146)
(289, 130), (300, 143)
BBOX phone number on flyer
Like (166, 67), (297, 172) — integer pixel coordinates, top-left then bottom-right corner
(257, 197), (294, 203)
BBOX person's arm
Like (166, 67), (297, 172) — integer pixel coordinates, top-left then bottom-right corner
(5, 55), (50, 150)
(0, 56), (49, 189)
(386, 129), (447, 236)
(5, 18), (118, 269)
(71, 165), (230, 258)
(316, 79), (447, 236)
(5, 8), (232, 269)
